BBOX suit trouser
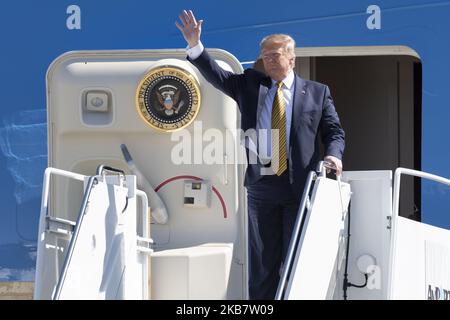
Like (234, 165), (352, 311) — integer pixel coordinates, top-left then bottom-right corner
(246, 170), (300, 300)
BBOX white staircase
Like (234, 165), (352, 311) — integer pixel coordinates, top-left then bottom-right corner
(34, 166), (151, 299)
(277, 165), (450, 300)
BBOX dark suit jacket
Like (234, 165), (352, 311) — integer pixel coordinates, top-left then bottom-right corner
(188, 50), (345, 195)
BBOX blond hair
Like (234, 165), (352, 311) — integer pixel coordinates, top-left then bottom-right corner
(260, 34), (296, 58)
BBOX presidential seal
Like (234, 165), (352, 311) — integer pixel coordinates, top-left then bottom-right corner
(136, 66), (201, 132)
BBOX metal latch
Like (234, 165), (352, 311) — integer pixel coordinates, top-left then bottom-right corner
(136, 236), (154, 254)
(46, 216), (76, 236)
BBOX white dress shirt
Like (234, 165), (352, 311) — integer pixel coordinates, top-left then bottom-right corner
(186, 41), (204, 60)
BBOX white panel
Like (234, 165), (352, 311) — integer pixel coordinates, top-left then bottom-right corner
(390, 217), (450, 300)
(339, 170), (392, 300)
(151, 243), (233, 299)
(286, 177), (351, 299)
(58, 176), (140, 299)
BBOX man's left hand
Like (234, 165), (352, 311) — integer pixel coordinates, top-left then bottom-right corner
(324, 155), (343, 177)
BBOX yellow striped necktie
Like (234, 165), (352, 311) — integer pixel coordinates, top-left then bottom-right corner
(271, 81), (288, 176)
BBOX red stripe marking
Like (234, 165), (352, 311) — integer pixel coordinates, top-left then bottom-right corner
(212, 186), (227, 219)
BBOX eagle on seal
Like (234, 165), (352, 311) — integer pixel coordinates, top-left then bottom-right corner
(156, 90), (182, 116)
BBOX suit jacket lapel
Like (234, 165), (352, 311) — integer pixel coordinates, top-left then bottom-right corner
(290, 75), (307, 147)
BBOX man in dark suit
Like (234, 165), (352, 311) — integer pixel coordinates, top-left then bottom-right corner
(176, 10), (345, 299)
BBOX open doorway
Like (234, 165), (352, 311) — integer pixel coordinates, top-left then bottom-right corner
(255, 46), (422, 221)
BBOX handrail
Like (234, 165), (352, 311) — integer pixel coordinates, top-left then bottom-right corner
(34, 168), (87, 298)
(275, 170), (316, 300)
(275, 160), (340, 300)
(136, 190), (149, 240)
(52, 175), (98, 300)
(392, 168), (450, 220)
(388, 167), (450, 299)
(136, 189), (151, 300)
(37, 166), (147, 300)
(52, 165), (131, 299)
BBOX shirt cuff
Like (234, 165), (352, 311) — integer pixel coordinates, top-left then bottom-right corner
(186, 41), (204, 60)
